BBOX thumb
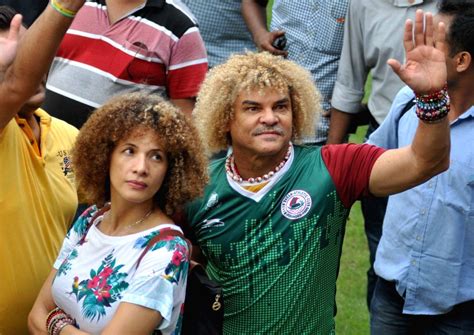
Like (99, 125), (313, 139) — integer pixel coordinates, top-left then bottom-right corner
(387, 58), (402, 77)
(271, 30), (285, 38)
(8, 14), (22, 41)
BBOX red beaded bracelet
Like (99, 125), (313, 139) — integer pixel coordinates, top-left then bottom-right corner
(46, 307), (75, 335)
(415, 84), (450, 123)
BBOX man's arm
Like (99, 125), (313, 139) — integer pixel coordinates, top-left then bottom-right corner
(327, 0), (370, 144)
(0, 0), (85, 129)
(369, 10), (450, 196)
(326, 108), (355, 144)
(241, 0), (287, 57)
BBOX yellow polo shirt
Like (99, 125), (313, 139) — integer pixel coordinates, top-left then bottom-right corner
(0, 109), (78, 334)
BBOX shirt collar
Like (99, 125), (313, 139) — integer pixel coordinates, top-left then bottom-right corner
(144, 0), (165, 8)
(389, 0), (425, 7)
(96, 0), (165, 8)
(458, 105), (474, 119)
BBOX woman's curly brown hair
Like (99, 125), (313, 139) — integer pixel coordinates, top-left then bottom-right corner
(193, 52), (322, 154)
(72, 93), (209, 215)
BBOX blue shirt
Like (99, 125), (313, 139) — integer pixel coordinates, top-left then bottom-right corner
(182, 0), (255, 68)
(271, 0), (349, 143)
(368, 86), (474, 314)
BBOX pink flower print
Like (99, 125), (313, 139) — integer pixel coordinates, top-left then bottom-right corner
(171, 251), (183, 266)
(93, 282), (112, 302)
(87, 275), (100, 289)
(99, 266), (113, 279)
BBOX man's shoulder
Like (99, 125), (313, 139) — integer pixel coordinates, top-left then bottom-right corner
(37, 109), (79, 143)
(0, 118), (21, 143)
(140, 0), (199, 38)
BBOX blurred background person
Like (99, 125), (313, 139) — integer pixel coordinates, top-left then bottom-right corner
(43, 0), (208, 128)
(182, 0), (255, 68)
(0, 2), (85, 333)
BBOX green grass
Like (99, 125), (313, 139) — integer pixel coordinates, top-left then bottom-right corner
(334, 124), (370, 334)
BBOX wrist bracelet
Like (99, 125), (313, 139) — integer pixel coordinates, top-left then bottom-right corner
(46, 307), (75, 335)
(50, 0), (78, 18)
(415, 84), (450, 123)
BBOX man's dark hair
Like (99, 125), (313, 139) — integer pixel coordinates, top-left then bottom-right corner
(0, 5), (18, 31)
(438, 0), (474, 57)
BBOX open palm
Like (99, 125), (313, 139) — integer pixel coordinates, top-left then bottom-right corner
(388, 10), (447, 94)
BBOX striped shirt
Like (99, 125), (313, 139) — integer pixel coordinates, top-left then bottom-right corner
(44, 0), (208, 128)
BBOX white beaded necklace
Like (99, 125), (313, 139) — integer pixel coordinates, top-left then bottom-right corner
(225, 143), (292, 184)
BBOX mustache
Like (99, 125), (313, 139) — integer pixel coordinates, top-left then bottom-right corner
(252, 126), (285, 136)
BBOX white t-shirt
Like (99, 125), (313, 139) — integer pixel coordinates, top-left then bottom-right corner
(52, 206), (189, 335)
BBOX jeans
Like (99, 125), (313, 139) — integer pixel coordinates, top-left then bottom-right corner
(370, 278), (474, 335)
(361, 195), (387, 308)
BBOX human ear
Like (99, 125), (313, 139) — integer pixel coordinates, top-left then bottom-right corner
(455, 51), (472, 72)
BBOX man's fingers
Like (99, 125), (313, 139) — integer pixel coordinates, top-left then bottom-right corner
(271, 30), (286, 38)
(403, 19), (414, 53)
(8, 14), (22, 42)
(424, 12), (434, 46)
(435, 21), (447, 53)
(414, 9), (425, 47)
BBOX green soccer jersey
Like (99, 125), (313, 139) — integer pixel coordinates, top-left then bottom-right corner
(186, 145), (382, 334)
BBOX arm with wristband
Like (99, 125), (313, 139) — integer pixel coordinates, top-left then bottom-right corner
(0, 0), (85, 129)
(367, 9), (451, 197)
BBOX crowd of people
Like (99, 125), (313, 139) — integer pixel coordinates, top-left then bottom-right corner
(0, 0), (472, 334)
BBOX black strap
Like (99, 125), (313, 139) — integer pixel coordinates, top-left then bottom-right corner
(400, 98), (416, 118)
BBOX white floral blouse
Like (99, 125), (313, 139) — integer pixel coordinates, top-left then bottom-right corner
(52, 206), (189, 335)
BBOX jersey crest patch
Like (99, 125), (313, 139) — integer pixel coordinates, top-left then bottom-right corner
(281, 190), (312, 220)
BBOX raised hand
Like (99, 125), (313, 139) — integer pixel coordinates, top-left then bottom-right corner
(0, 14), (22, 70)
(388, 10), (447, 95)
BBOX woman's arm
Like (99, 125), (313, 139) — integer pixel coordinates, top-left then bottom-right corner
(29, 269), (163, 335)
(28, 270), (58, 334)
(55, 304), (162, 335)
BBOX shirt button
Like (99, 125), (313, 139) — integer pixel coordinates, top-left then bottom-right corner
(420, 209), (426, 215)
(416, 236), (421, 241)
(411, 260), (416, 266)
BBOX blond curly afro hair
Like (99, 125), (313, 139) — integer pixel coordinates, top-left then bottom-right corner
(193, 52), (322, 154)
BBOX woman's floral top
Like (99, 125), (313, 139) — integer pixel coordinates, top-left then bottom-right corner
(52, 206), (189, 335)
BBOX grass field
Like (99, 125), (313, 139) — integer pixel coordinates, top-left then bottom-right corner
(334, 79), (372, 334)
(335, 126), (370, 334)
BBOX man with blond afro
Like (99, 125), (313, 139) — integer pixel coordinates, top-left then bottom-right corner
(186, 10), (451, 334)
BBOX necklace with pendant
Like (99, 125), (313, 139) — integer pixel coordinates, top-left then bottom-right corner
(126, 208), (153, 230)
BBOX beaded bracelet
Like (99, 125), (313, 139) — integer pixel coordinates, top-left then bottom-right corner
(415, 84), (450, 123)
(50, 0), (78, 18)
(46, 307), (75, 335)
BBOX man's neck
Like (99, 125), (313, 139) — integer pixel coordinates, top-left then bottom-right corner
(447, 77), (474, 121)
(105, 0), (146, 24)
(18, 107), (41, 144)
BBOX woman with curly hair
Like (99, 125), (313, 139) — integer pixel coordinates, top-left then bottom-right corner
(28, 93), (209, 335)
